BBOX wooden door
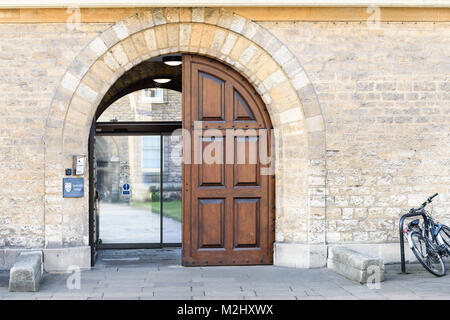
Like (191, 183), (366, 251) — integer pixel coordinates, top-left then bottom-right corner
(182, 55), (275, 266)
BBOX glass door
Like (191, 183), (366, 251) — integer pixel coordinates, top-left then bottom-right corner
(94, 132), (181, 248)
(162, 133), (182, 244)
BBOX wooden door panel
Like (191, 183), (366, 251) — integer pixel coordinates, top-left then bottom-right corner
(197, 198), (225, 249)
(231, 83), (264, 126)
(234, 198), (260, 248)
(183, 55), (274, 266)
(198, 136), (225, 186)
(233, 90), (256, 122)
(234, 136), (259, 186)
(198, 71), (225, 121)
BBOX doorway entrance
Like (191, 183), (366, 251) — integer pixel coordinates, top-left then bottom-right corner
(89, 54), (275, 267)
(94, 122), (182, 249)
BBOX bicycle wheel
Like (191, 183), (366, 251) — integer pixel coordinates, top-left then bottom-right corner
(408, 231), (446, 277)
(437, 225), (450, 255)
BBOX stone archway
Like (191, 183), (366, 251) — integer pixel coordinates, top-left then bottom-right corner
(44, 7), (326, 268)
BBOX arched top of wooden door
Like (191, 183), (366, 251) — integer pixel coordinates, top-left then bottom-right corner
(183, 55), (273, 132)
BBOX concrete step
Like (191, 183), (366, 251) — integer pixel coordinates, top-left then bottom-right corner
(327, 246), (384, 284)
(9, 251), (43, 292)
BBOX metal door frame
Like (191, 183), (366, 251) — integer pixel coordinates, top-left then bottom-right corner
(88, 120), (98, 265)
(89, 121), (182, 251)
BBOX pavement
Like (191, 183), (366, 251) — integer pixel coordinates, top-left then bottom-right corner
(1, 248), (450, 300)
(99, 203), (181, 243)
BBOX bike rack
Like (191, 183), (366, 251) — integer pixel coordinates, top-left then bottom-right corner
(399, 210), (427, 273)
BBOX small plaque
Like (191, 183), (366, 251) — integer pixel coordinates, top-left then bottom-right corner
(63, 178), (84, 198)
(73, 155), (87, 175)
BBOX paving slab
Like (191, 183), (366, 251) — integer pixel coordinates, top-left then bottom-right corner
(325, 295), (360, 300)
(205, 290), (256, 297)
(1, 249), (450, 300)
(298, 296), (325, 300)
(150, 287), (193, 295)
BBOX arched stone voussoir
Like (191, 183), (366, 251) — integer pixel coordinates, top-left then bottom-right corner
(47, 7), (323, 136)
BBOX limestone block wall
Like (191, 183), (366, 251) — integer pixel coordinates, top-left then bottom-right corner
(0, 23), (111, 248)
(98, 88), (182, 122)
(0, 7), (447, 263)
(152, 90), (182, 121)
(265, 21), (450, 244)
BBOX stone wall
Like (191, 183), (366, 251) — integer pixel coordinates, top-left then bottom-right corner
(0, 23), (111, 248)
(264, 21), (450, 244)
(0, 8), (447, 268)
(98, 88), (182, 122)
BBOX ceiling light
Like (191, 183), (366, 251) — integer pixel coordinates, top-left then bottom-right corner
(163, 56), (182, 66)
(153, 78), (172, 84)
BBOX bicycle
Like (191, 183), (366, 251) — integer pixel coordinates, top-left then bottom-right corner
(404, 193), (450, 277)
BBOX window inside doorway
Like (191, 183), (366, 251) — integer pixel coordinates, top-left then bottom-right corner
(142, 88), (164, 103)
(96, 88), (181, 122)
(142, 136), (160, 171)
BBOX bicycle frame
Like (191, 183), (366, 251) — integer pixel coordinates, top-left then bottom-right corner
(399, 193), (445, 274)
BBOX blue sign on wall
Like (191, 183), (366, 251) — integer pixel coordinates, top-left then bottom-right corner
(122, 183), (130, 195)
(63, 178), (84, 198)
